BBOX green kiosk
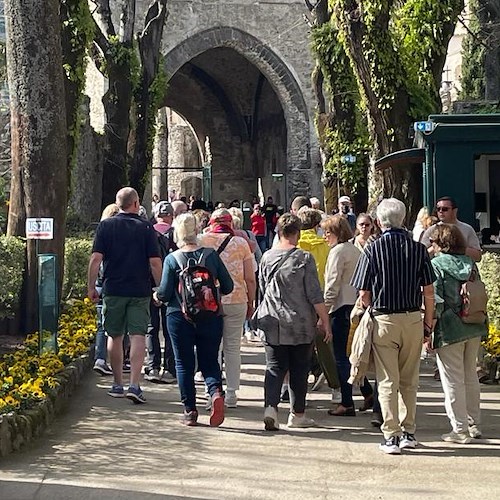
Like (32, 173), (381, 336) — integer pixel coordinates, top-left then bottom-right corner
(375, 114), (500, 233)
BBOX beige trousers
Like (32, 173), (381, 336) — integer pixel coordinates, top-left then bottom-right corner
(436, 336), (481, 434)
(372, 311), (423, 438)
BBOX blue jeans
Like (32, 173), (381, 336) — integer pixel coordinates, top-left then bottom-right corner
(256, 235), (267, 253)
(167, 311), (223, 411)
(95, 304), (107, 361)
(146, 301), (175, 375)
(331, 305), (372, 407)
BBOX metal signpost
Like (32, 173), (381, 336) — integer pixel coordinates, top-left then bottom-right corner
(25, 218), (59, 354)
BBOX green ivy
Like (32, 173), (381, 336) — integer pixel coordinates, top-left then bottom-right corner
(460, 0), (485, 99)
(0, 236), (25, 319)
(107, 36), (141, 91)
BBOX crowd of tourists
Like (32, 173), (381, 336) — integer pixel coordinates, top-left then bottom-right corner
(87, 188), (486, 455)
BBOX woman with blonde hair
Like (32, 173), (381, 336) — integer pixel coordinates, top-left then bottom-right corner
(155, 213), (234, 426)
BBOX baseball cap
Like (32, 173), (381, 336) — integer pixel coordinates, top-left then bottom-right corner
(338, 196), (351, 204)
(155, 200), (174, 217)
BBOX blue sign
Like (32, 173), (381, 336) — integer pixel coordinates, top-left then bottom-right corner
(341, 154), (357, 164)
(414, 121), (434, 133)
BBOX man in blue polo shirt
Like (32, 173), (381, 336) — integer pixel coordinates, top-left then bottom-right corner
(87, 187), (162, 403)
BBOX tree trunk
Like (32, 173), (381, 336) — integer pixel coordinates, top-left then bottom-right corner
(129, 0), (168, 199)
(151, 107), (168, 200)
(5, 0), (68, 333)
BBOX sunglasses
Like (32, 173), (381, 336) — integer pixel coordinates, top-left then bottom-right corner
(436, 206), (452, 212)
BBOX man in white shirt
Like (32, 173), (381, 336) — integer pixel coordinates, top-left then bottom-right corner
(421, 196), (481, 262)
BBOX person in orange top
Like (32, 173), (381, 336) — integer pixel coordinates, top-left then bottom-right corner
(251, 204), (267, 253)
(200, 209), (257, 408)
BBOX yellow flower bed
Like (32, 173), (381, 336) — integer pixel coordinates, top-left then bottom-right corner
(0, 298), (96, 414)
(484, 324), (500, 358)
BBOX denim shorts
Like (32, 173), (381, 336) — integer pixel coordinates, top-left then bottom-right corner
(102, 295), (150, 337)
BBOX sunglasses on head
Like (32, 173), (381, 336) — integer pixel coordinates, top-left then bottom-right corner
(436, 206), (452, 212)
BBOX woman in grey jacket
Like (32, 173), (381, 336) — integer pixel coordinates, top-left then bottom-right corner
(256, 213), (332, 430)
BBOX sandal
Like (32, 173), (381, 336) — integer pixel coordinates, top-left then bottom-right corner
(328, 404), (356, 416)
(359, 395), (374, 412)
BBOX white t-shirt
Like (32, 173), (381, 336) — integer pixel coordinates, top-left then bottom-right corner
(421, 220), (481, 250)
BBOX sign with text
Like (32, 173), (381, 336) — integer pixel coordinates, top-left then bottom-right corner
(26, 218), (54, 240)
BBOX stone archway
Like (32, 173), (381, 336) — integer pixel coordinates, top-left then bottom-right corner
(163, 27), (319, 206)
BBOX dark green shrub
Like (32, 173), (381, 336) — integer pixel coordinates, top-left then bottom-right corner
(62, 237), (93, 300)
(0, 236), (25, 319)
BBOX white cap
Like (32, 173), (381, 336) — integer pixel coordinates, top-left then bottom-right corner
(338, 195), (351, 204)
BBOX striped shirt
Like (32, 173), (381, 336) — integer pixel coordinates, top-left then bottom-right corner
(350, 229), (435, 312)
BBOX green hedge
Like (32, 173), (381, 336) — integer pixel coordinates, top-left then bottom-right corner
(0, 236), (25, 319)
(62, 237), (93, 300)
(0, 236), (93, 318)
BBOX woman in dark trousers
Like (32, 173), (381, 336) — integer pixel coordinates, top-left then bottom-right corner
(255, 213), (332, 430)
(155, 213), (233, 426)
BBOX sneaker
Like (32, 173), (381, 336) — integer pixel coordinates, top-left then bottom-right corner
(468, 425), (482, 439)
(331, 388), (342, 404)
(287, 413), (316, 428)
(107, 384), (125, 398)
(225, 391), (238, 408)
(181, 410), (198, 426)
(122, 362), (131, 374)
(194, 371), (205, 384)
(209, 390), (225, 427)
(94, 359), (113, 376)
(311, 373), (325, 392)
(379, 436), (401, 455)
(441, 431), (471, 444)
(160, 371), (177, 384)
(400, 432), (418, 449)
(264, 406), (280, 431)
(371, 412), (383, 428)
(126, 385), (146, 404)
(144, 368), (161, 383)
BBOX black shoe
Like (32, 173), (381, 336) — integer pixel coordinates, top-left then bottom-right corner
(400, 432), (418, 449)
(371, 412), (383, 428)
(280, 389), (290, 403)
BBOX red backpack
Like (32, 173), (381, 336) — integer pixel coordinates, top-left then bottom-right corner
(172, 248), (221, 323)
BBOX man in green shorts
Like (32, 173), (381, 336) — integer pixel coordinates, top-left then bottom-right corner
(87, 187), (162, 403)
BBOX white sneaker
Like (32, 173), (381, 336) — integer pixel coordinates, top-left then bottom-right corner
(264, 406), (279, 431)
(331, 388), (341, 403)
(400, 432), (418, 449)
(441, 431), (472, 444)
(144, 368), (161, 382)
(379, 436), (401, 455)
(93, 359), (113, 376)
(160, 371), (177, 384)
(194, 371), (205, 384)
(311, 373), (325, 392)
(468, 425), (482, 439)
(287, 413), (316, 428)
(225, 391), (238, 408)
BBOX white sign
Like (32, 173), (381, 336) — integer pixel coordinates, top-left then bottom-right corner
(26, 218), (54, 240)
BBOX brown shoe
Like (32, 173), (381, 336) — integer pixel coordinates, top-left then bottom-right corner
(359, 395), (374, 412)
(328, 404), (356, 416)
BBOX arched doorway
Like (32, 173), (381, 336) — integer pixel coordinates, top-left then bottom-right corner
(163, 27), (318, 207)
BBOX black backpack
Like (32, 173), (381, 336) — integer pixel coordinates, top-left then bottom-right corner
(157, 227), (177, 261)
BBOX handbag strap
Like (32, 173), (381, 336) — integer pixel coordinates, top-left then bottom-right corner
(217, 234), (233, 255)
(259, 248), (296, 301)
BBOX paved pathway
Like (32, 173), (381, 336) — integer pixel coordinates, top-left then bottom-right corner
(1, 344), (500, 499)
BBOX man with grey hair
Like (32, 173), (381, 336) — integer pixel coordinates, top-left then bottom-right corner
(351, 198), (436, 455)
(88, 187), (163, 404)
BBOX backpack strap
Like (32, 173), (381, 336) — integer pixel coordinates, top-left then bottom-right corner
(172, 249), (188, 271)
(217, 234), (233, 255)
(197, 247), (215, 266)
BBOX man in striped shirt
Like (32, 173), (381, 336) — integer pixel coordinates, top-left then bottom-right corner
(351, 198), (435, 455)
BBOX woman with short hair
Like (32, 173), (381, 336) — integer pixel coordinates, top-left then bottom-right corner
(352, 213), (374, 251)
(155, 213), (234, 426)
(256, 213), (332, 430)
(429, 223), (486, 444)
(322, 214), (374, 416)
